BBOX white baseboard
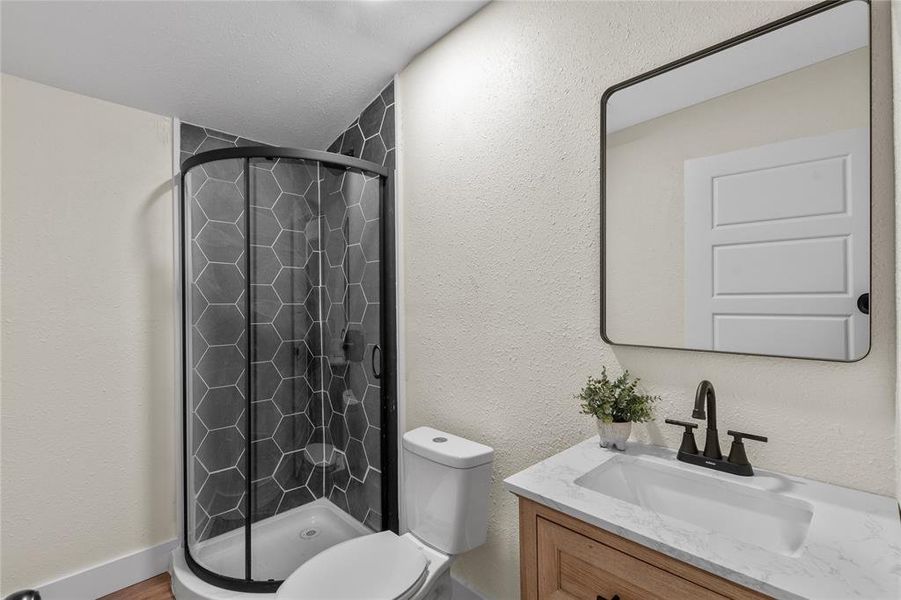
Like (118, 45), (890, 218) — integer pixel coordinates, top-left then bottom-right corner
(452, 575), (485, 600)
(34, 538), (178, 600)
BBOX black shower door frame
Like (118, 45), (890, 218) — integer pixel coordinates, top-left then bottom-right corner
(179, 146), (398, 593)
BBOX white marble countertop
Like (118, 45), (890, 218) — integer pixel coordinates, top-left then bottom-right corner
(503, 438), (901, 600)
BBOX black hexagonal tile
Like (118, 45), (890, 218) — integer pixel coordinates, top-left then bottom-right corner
(250, 285), (280, 324)
(364, 509), (381, 532)
(274, 449), (314, 490)
(273, 267), (313, 304)
(362, 304), (379, 342)
(191, 241), (209, 280)
(251, 438), (281, 480)
(197, 346), (244, 387)
(279, 486), (315, 512)
(381, 107), (395, 150)
(329, 412), (349, 452)
(196, 221), (243, 263)
(204, 509), (243, 539)
(251, 168), (281, 209)
(192, 328), (208, 367)
(250, 246), (280, 284)
(251, 361), (280, 401)
(274, 413), (314, 454)
(252, 400), (281, 441)
(197, 142), (243, 182)
(196, 304), (244, 345)
(361, 136), (386, 166)
(191, 285), (209, 324)
(191, 197), (209, 237)
(340, 125), (364, 158)
(272, 193), (312, 232)
(380, 84), (394, 107)
(194, 457), (210, 490)
(323, 194), (346, 231)
(273, 160), (316, 195)
(251, 323), (279, 362)
(273, 304), (310, 342)
(359, 96), (386, 139)
(363, 426), (380, 467)
(346, 245), (365, 285)
(345, 476), (367, 522)
(347, 284), (366, 324)
(329, 487), (349, 512)
(251, 477), (283, 522)
(304, 216), (322, 246)
(196, 178), (243, 221)
(198, 427), (244, 471)
(360, 221), (379, 262)
(305, 322), (322, 357)
(361, 261), (380, 303)
(363, 470), (381, 509)
(273, 229), (309, 268)
(273, 377), (313, 415)
(192, 414), (208, 453)
(345, 438), (367, 481)
(273, 341), (309, 379)
(360, 178), (380, 221)
(329, 452), (349, 490)
(197, 263), (243, 304)
(197, 386), (244, 429)
(251, 207), (280, 246)
(346, 205), (365, 245)
(345, 402), (367, 441)
(324, 230), (345, 268)
(363, 385), (381, 428)
(181, 123), (206, 153)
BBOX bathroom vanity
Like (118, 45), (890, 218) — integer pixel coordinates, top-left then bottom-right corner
(505, 439), (901, 600)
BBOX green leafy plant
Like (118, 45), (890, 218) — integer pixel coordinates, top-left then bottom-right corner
(577, 368), (658, 424)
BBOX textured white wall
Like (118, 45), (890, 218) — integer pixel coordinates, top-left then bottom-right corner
(893, 0), (901, 506)
(397, 2), (896, 598)
(1, 75), (176, 592)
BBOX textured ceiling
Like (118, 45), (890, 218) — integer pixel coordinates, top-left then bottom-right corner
(0, 1), (487, 148)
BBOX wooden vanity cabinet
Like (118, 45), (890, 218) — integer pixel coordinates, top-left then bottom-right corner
(517, 497), (771, 600)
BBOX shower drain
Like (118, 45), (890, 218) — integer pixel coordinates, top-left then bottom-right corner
(299, 528), (319, 539)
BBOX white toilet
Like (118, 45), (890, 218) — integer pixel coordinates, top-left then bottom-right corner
(275, 426), (494, 600)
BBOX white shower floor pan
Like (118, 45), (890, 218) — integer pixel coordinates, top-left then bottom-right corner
(171, 498), (371, 599)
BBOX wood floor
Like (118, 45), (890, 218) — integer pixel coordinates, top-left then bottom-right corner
(99, 573), (174, 600)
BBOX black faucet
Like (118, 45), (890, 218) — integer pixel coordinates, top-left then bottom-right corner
(665, 380), (767, 476)
(692, 380), (722, 460)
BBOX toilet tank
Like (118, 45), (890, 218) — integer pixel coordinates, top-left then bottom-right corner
(402, 427), (494, 555)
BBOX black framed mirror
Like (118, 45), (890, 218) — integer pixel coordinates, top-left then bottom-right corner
(601, 0), (871, 362)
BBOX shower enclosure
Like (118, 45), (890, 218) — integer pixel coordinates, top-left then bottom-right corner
(181, 146), (396, 592)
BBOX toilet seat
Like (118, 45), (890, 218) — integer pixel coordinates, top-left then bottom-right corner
(275, 531), (429, 600)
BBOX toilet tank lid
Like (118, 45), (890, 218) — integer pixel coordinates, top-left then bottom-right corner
(403, 427), (494, 469)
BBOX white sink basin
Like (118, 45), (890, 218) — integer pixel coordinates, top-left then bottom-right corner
(574, 455), (813, 556)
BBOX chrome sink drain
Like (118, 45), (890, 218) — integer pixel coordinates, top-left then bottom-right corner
(300, 528), (319, 539)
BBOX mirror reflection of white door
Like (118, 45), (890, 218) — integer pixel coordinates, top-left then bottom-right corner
(684, 128), (869, 360)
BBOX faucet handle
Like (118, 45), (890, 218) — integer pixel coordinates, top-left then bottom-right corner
(665, 419), (699, 455)
(726, 430), (767, 466)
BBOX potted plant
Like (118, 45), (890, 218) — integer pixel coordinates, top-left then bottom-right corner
(577, 367), (658, 450)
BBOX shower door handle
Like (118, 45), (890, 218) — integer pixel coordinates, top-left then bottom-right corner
(371, 344), (381, 380)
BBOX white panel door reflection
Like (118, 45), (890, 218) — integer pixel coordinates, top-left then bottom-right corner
(684, 128), (869, 360)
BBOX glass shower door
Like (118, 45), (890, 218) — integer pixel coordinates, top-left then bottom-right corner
(321, 168), (384, 531)
(184, 156), (248, 580)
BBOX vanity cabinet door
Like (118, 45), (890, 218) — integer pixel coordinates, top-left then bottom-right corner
(536, 517), (728, 600)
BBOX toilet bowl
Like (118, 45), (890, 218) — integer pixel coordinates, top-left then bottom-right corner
(275, 531), (451, 600)
(275, 427), (494, 600)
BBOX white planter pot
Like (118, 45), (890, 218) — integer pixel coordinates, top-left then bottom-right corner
(596, 420), (632, 451)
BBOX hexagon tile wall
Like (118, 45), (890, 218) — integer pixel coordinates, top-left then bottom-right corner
(181, 81), (395, 543)
(323, 81), (395, 529)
